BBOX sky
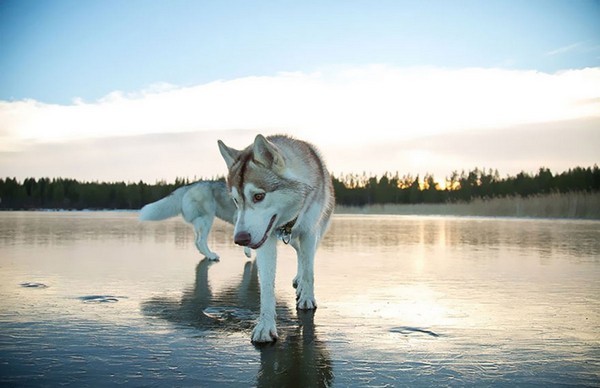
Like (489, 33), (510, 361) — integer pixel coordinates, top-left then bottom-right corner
(1, 0), (599, 184)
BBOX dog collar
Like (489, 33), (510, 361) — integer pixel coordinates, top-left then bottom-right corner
(276, 217), (297, 245)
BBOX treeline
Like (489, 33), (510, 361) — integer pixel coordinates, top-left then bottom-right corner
(333, 166), (600, 206)
(0, 166), (599, 210)
(0, 177), (191, 210)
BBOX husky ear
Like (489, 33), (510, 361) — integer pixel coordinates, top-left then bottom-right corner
(252, 135), (285, 170)
(217, 140), (241, 169)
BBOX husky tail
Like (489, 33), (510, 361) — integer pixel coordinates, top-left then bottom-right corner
(139, 185), (189, 221)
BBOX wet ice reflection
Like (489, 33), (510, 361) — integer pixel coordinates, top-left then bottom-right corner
(0, 212), (598, 386)
(315, 216), (600, 385)
(141, 259), (334, 387)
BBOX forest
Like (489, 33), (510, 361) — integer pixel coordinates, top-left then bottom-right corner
(0, 166), (598, 210)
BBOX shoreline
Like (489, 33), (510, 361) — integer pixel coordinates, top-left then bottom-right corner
(335, 192), (600, 220)
(2, 192), (599, 220)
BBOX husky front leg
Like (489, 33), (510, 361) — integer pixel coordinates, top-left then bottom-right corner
(252, 237), (278, 343)
(192, 217), (219, 261)
(294, 233), (318, 310)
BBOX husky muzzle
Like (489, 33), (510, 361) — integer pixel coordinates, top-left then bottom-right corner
(234, 215), (277, 249)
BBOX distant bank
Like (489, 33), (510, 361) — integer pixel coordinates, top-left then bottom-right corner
(336, 191), (600, 220)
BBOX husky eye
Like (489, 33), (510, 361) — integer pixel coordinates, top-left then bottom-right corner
(253, 193), (265, 203)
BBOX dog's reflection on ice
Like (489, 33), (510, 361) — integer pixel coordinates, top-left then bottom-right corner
(141, 259), (333, 387)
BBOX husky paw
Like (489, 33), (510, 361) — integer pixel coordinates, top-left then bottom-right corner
(205, 252), (220, 261)
(295, 279), (317, 309)
(243, 247), (252, 258)
(251, 320), (278, 343)
(297, 294), (317, 310)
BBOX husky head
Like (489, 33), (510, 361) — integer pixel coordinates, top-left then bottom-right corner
(218, 135), (310, 249)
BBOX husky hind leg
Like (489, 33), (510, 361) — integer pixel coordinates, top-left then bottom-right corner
(182, 187), (221, 261)
(191, 216), (220, 261)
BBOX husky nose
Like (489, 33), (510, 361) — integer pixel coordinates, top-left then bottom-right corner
(234, 231), (251, 246)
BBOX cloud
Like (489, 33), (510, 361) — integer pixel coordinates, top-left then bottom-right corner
(2, 66), (599, 148)
(546, 42), (586, 56)
(1, 66), (599, 181)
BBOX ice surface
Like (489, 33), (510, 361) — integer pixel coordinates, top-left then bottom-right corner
(0, 212), (598, 386)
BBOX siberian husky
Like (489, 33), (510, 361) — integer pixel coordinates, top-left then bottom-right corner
(139, 181), (251, 260)
(218, 134), (335, 343)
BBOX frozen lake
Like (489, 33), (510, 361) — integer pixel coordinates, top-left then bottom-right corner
(1, 211), (599, 386)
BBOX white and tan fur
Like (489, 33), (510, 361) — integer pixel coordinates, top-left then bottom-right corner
(139, 181), (251, 260)
(218, 134), (335, 343)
